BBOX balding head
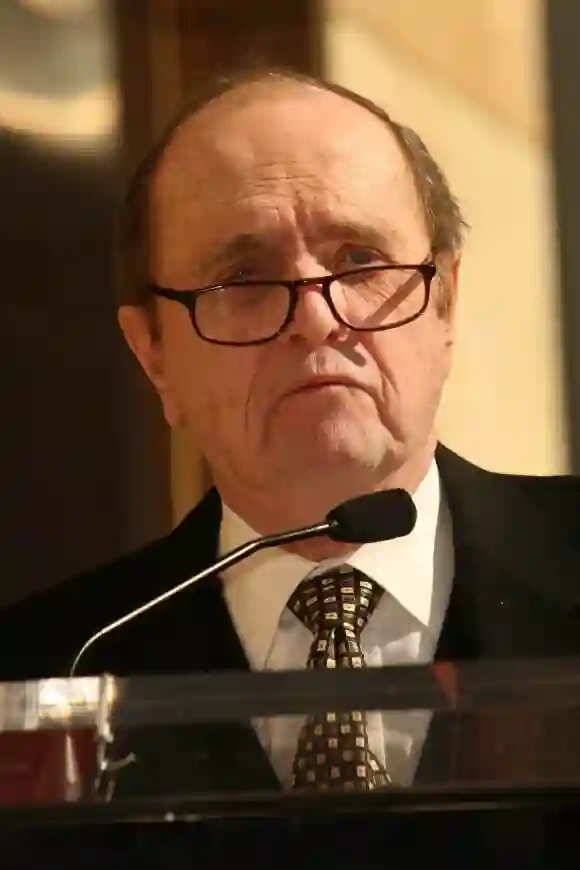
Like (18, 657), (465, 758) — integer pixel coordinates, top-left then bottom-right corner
(117, 69), (466, 312)
(150, 79), (426, 294)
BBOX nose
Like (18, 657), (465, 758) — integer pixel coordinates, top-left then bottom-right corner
(284, 279), (347, 348)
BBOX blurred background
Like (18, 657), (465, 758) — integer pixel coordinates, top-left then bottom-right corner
(2, 0), (580, 605)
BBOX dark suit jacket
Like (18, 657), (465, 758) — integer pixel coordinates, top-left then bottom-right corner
(2, 444), (580, 866)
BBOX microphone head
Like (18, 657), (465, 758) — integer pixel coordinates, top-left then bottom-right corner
(326, 489), (417, 544)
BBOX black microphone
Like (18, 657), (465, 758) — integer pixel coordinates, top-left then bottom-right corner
(69, 489), (416, 676)
(326, 489), (416, 543)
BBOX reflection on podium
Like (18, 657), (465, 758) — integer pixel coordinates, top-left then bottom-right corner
(0, 661), (579, 865)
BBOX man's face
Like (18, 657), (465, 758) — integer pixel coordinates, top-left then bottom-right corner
(121, 84), (457, 524)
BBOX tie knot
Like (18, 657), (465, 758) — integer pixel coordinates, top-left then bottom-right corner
(288, 566), (383, 638)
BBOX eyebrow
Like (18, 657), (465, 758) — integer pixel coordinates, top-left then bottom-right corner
(310, 218), (399, 260)
(198, 233), (266, 274)
(198, 218), (399, 275)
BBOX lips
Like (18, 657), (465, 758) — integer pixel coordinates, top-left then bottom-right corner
(288, 376), (367, 395)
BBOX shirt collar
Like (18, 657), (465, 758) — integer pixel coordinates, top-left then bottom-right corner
(220, 460), (444, 668)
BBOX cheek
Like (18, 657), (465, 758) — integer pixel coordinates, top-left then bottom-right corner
(165, 335), (258, 439)
(368, 317), (451, 395)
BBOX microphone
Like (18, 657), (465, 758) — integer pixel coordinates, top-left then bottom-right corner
(69, 489), (416, 677)
(326, 489), (416, 543)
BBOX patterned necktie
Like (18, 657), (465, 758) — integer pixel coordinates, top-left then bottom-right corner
(288, 565), (391, 791)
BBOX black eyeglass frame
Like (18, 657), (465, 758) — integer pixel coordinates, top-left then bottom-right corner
(148, 261), (437, 347)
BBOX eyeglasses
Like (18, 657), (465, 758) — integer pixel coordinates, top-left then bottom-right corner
(148, 261), (437, 347)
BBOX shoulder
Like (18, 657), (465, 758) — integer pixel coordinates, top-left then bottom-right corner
(436, 441), (580, 493)
(436, 443), (580, 531)
(0, 489), (222, 680)
(502, 469), (580, 534)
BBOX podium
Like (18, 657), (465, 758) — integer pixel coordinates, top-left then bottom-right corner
(1, 660), (580, 867)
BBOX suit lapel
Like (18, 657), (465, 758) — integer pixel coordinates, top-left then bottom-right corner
(417, 445), (580, 785)
(87, 488), (251, 676)
(435, 444), (580, 658)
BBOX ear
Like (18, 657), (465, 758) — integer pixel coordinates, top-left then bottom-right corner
(441, 253), (461, 334)
(449, 255), (461, 304)
(118, 305), (184, 428)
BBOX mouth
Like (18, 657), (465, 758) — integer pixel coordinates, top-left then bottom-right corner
(287, 376), (367, 396)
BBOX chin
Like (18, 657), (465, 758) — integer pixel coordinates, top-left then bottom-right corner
(263, 409), (396, 478)
(274, 427), (390, 483)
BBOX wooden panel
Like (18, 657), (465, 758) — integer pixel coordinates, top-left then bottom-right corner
(0, 1), (170, 605)
(178, 0), (322, 86)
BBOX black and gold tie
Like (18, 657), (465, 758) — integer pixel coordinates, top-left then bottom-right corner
(288, 565), (391, 791)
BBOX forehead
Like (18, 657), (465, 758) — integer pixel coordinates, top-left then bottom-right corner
(150, 84), (424, 272)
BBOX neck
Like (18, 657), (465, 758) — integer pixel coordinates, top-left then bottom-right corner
(215, 442), (435, 562)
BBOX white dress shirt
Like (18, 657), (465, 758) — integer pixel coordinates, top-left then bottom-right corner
(220, 461), (454, 785)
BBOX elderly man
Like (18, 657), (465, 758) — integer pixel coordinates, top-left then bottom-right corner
(2, 68), (580, 814)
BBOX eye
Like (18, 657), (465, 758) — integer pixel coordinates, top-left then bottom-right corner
(222, 266), (255, 282)
(222, 258), (274, 282)
(338, 246), (384, 269)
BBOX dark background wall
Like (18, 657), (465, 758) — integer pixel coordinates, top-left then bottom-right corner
(1, 0), (166, 606)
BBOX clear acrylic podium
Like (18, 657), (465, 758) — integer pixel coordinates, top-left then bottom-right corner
(1, 659), (580, 867)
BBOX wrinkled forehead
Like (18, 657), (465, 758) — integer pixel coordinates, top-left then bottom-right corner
(149, 83), (424, 268)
